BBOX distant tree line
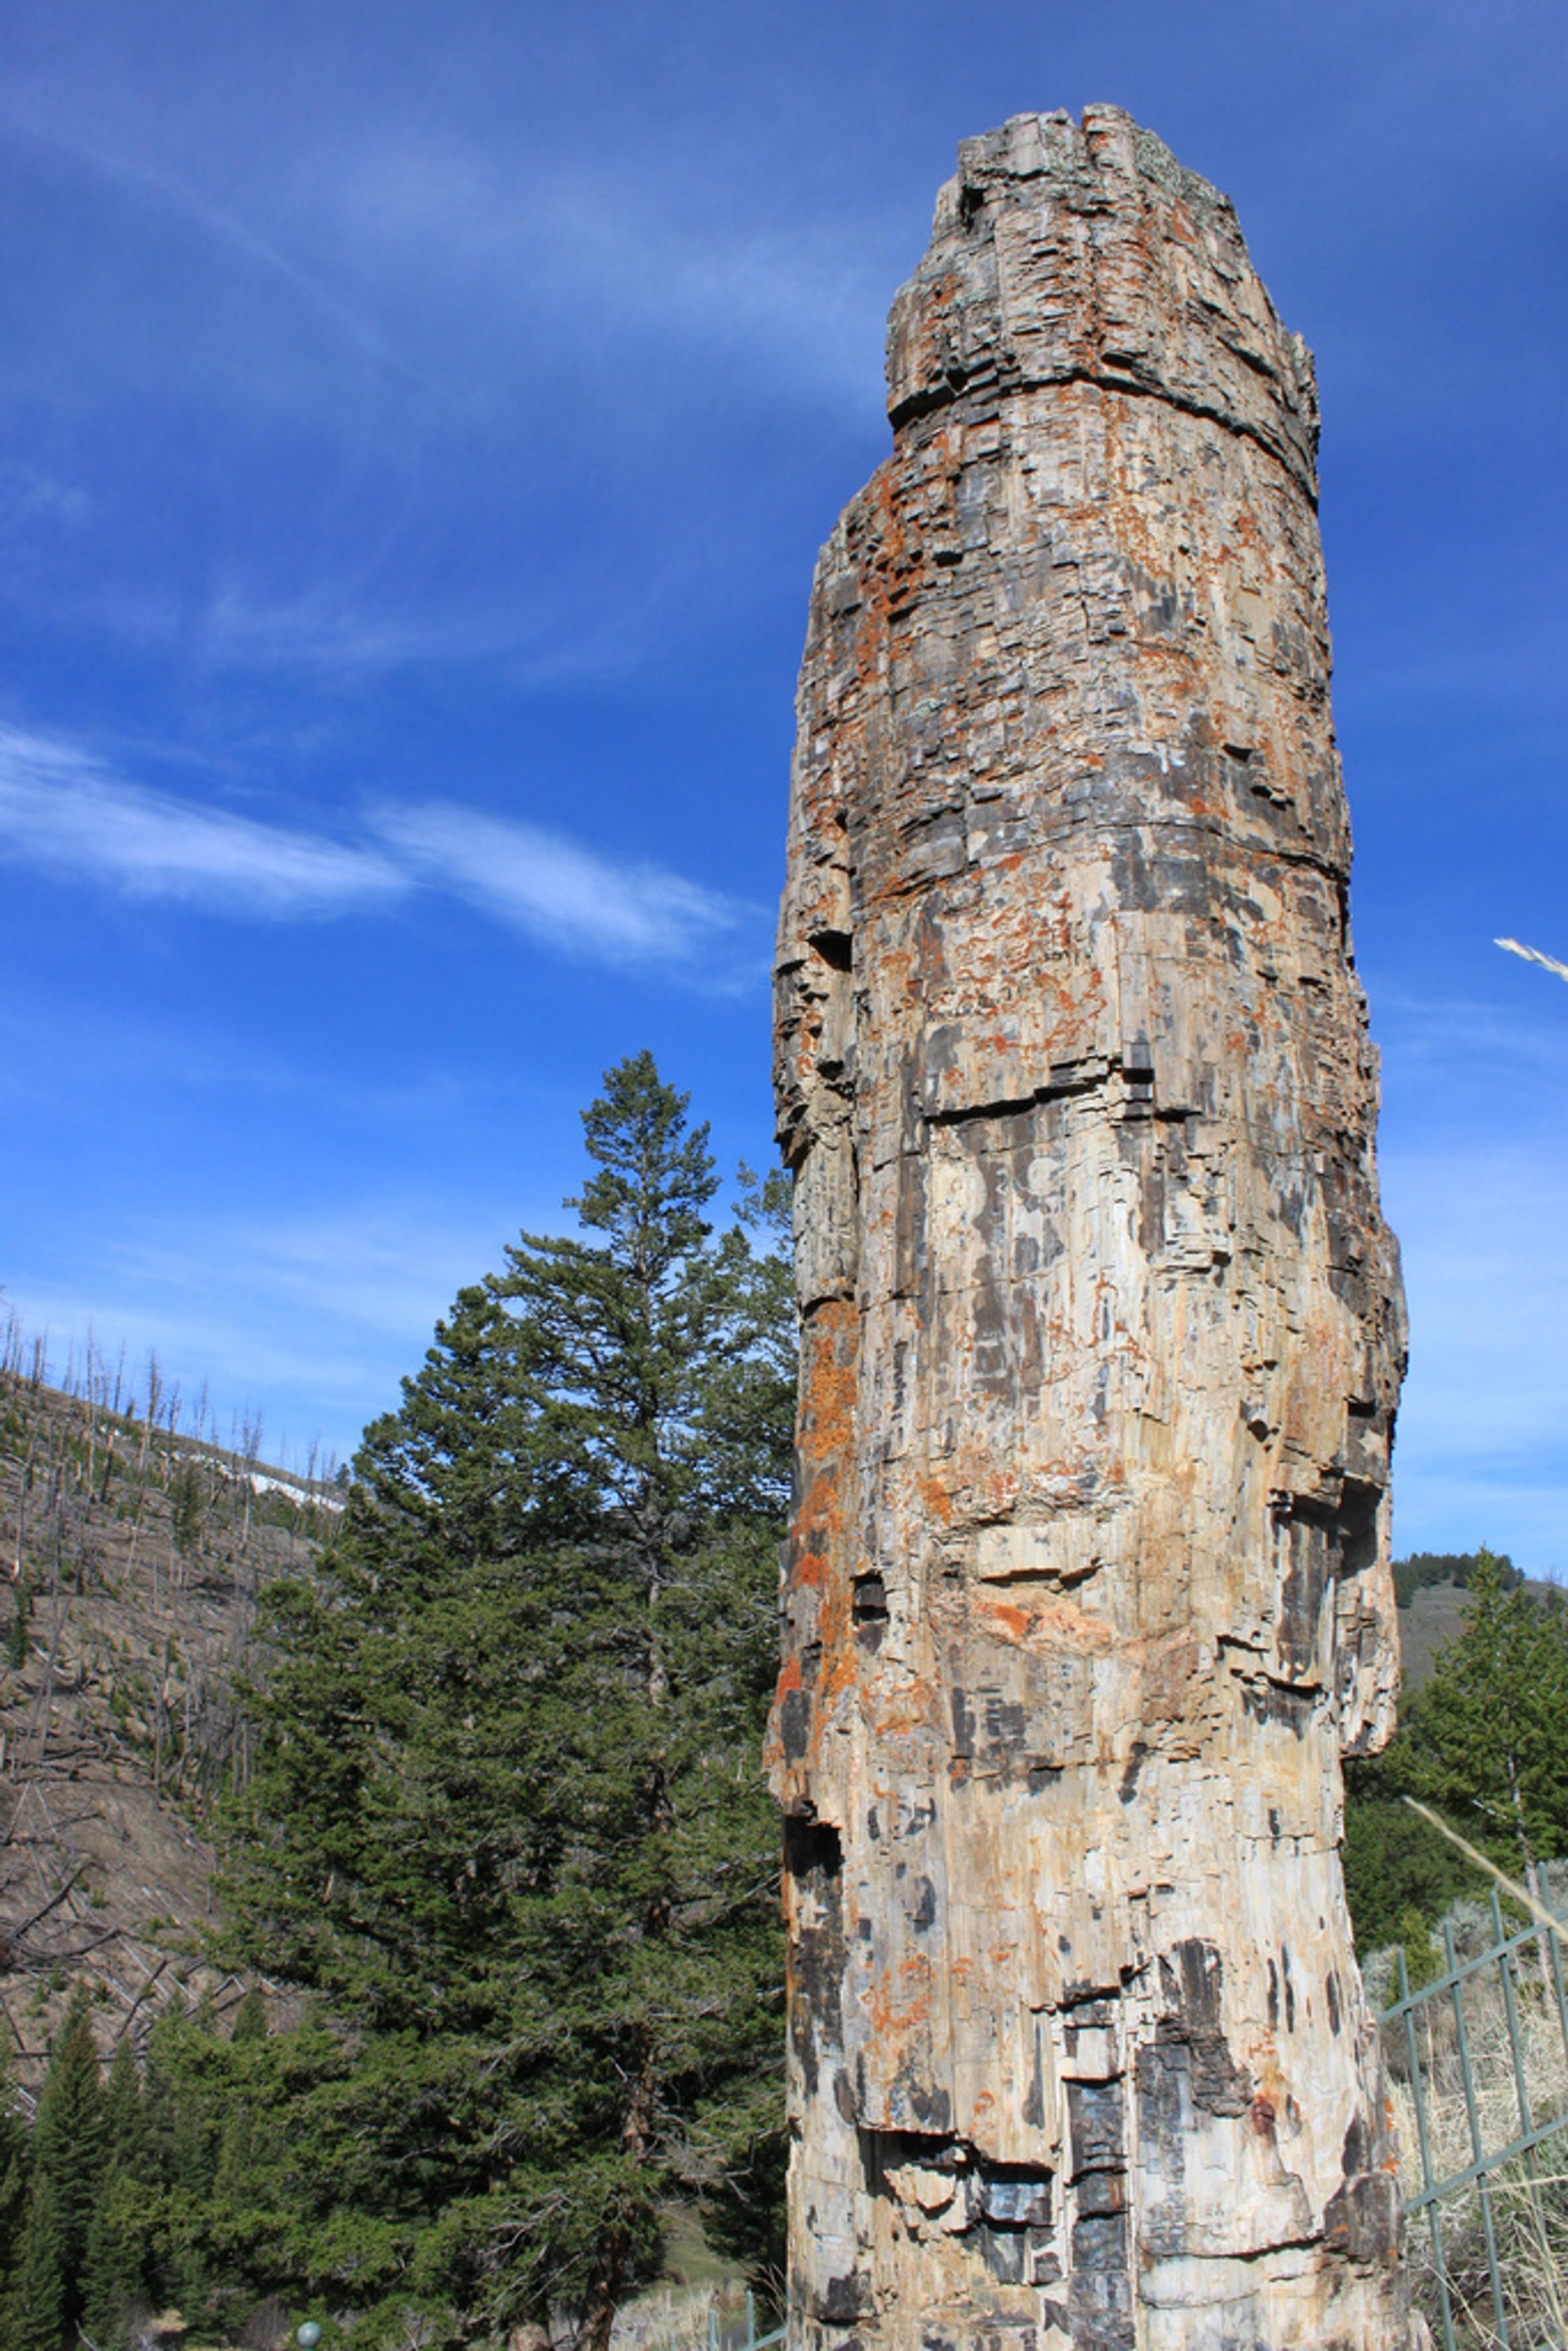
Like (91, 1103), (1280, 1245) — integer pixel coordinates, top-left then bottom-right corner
(1392, 1547), (1521, 1609)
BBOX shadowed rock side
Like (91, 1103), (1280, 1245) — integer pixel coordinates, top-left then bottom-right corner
(770, 108), (1411, 2351)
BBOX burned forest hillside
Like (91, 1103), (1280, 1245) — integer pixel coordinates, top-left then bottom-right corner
(0, 1342), (338, 2107)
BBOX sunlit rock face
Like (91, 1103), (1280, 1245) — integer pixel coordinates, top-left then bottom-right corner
(771, 106), (1410, 2351)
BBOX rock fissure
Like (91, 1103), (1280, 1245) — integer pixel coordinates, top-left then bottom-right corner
(891, 361), (1319, 502)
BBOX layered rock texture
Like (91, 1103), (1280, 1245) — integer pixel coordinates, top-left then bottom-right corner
(770, 108), (1410, 2351)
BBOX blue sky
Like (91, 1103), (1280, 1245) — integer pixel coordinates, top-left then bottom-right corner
(0, 1), (1564, 1566)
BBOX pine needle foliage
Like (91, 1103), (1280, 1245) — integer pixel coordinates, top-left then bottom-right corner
(0, 1993), (324, 2349)
(0, 2033), (25, 2286)
(2, 2167), (66, 2351)
(80, 2031), (152, 2345)
(1396, 1551), (1568, 1916)
(221, 1053), (794, 2349)
(1345, 1551), (1568, 1949)
(2, 1992), (102, 2350)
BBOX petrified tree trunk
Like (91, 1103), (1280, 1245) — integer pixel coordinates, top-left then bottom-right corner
(771, 108), (1410, 2351)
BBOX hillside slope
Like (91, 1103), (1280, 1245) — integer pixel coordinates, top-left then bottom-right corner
(1396, 1572), (1561, 1692)
(1, 1361), (334, 2103)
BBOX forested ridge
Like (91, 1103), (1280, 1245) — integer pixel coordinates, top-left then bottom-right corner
(2, 1055), (1566, 2349)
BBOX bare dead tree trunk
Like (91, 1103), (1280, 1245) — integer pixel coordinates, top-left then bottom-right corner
(140, 1350), (163, 1477)
(11, 1441), (33, 1583)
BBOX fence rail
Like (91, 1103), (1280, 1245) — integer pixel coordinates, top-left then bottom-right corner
(1380, 1889), (1568, 2351)
(703, 2292), (784, 2351)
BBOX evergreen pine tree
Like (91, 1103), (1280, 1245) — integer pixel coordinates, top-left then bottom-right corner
(0, 2034), (28, 2309)
(140, 1997), (228, 2326)
(3, 2168), (65, 2351)
(1339, 1758), (1476, 1950)
(100, 2034), (145, 2175)
(229, 1987), (269, 2044)
(124, 1995), (330, 2336)
(1396, 1550), (1568, 1913)
(81, 2173), (145, 2351)
(80, 2036), (149, 2350)
(222, 1054), (794, 2348)
(20, 1990), (105, 2342)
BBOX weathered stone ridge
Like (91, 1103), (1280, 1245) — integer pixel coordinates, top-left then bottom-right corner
(771, 107), (1410, 2350)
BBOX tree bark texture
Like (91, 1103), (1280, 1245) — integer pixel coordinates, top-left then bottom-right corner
(771, 107), (1412, 2351)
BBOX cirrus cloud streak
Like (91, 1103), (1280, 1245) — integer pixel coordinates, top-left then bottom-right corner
(0, 724), (402, 915)
(371, 799), (751, 972)
(0, 723), (760, 984)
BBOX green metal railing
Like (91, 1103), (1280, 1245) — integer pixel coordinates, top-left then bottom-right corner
(1382, 1890), (1568, 2350)
(705, 2293), (785, 2351)
(644, 2288), (784, 2351)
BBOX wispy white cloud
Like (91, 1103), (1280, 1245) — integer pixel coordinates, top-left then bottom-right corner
(1373, 986), (1568, 1129)
(3, 84), (892, 421)
(1370, 977), (1568, 1574)
(105, 150), (425, 389)
(194, 569), (689, 688)
(0, 82), (898, 699)
(0, 724), (403, 915)
(195, 582), (584, 683)
(103, 1201), (519, 1349)
(0, 724), (764, 983)
(372, 799), (760, 978)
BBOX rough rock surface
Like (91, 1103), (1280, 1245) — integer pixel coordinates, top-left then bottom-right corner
(770, 107), (1410, 2351)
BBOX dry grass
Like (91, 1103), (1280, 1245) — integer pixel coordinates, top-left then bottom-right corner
(1401, 2160), (1568, 2350)
(1377, 1890), (1568, 2349)
(610, 2282), (725, 2351)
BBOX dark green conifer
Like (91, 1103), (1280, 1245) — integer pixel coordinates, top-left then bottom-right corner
(81, 2169), (146, 2351)
(0, 2033), (28, 2307)
(1398, 1551), (1568, 1914)
(26, 1990), (105, 2334)
(140, 1997), (225, 2324)
(78, 2033), (149, 2349)
(1344, 1552), (1568, 1949)
(100, 2033), (145, 2175)
(223, 1053), (794, 2349)
(2, 2167), (66, 2351)
(229, 1986), (269, 2044)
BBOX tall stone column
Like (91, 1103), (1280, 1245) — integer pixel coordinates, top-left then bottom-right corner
(771, 109), (1410, 2351)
